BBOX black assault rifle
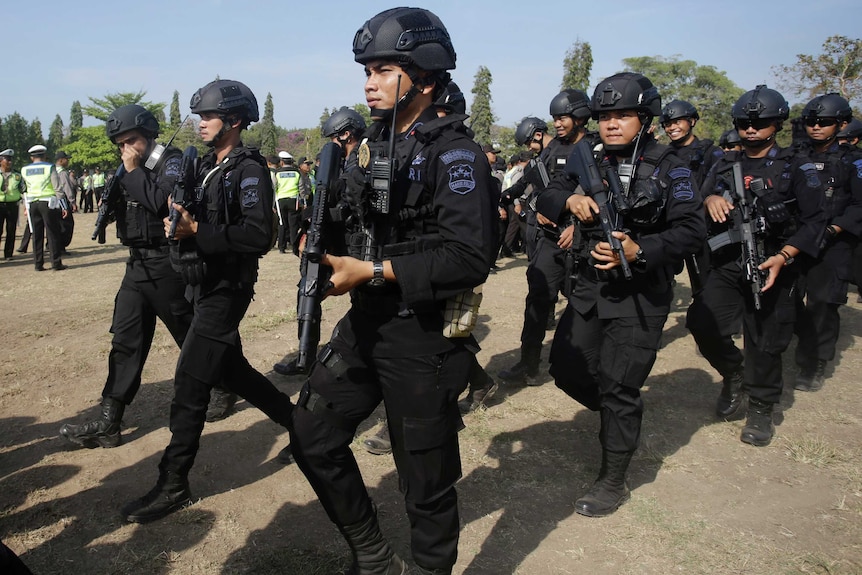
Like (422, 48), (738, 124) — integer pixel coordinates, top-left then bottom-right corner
(168, 146), (200, 241)
(567, 138), (632, 280)
(706, 161), (768, 309)
(295, 142), (343, 371)
(92, 164), (126, 243)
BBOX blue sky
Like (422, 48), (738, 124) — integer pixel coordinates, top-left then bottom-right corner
(5, 0), (860, 137)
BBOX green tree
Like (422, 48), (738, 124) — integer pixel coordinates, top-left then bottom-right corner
(63, 126), (119, 169)
(70, 101), (83, 131)
(169, 90), (182, 128)
(28, 119), (44, 149)
(353, 103), (372, 128)
(622, 56), (744, 142)
(561, 39), (593, 92)
(0, 113), (32, 168)
(259, 93), (278, 156)
(773, 35), (862, 102)
(318, 107), (331, 132)
(469, 66), (495, 146)
(83, 90), (165, 122)
(48, 115), (65, 155)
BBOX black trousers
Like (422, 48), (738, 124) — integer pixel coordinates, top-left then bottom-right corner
(28, 201), (62, 268)
(60, 211), (74, 248)
(520, 232), (565, 351)
(103, 253), (193, 404)
(81, 189), (95, 213)
(686, 259), (798, 405)
(160, 286), (293, 477)
(550, 305), (666, 453)
(291, 313), (470, 571)
(0, 202), (19, 258)
(276, 197), (302, 252)
(795, 244), (854, 368)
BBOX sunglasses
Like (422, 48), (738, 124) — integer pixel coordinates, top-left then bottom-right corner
(803, 117), (838, 128)
(735, 118), (774, 130)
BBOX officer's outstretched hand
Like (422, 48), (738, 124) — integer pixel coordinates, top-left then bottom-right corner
(566, 194), (598, 224)
(558, 225), (576, 250)
(320, 254), (379, 297)
(757, 254), (785, 292)
(705, 194), (734, 223)
(592, 231), (638, 270)
(163, 201), (198, 239)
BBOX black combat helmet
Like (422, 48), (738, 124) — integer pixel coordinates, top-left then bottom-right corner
(435, 81), (466, 115)
(731, 85), (789, 122)
(838, 118), (862, 140)
(549, 89), (591, 120)
(322, 107), (367, 138)
(514, 117), (548, 146)
(190, 79), (259, 123)
(353, 7), (456, 71)
(659, 99), (699, 124)
(801, 93), (853, 122)
(106, 104), (160, 143)
(719, 129), (742, 148)
(591, 72), (662, 120)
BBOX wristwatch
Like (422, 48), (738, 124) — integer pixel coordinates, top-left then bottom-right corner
(778, 250), (794, 266)
(634, 248), (647, 266)
(370, 260), (385, 287)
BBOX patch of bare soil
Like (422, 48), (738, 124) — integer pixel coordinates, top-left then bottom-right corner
(1, 211), (861, 574)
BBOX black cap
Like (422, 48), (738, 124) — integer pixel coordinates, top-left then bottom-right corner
(55, 151), (70, 160)
(481, 144), (501, 154)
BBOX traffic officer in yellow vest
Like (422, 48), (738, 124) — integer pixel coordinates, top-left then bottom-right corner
(20, 145), (67, 271)
(274, 153), (302, 254)
(0, 149), (23, 260)
(92, 165), (107, 205)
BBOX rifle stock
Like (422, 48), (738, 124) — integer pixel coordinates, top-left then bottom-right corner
(295, 142), (343, 370)
(91, 164), (126, 242)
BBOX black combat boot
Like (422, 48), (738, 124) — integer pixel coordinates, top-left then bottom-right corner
(740, 398), (775, 447)
(575, 450), (633, 517)
(716, 369), (744, 419)
(205, 387), (237, 422)
(362, 423), (392, 455)
(273, 354), (310, 376)
(458, 378), (500, 414)
(120, 470), (193, 523)
(339, 512), (406, 575)
(794, 360), (826, 392)
(59, 397), (125, 448)
(499, 346), (541, 386)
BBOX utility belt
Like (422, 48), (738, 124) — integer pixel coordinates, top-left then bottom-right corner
(129, 245), (170, 260)
(577, 259), (611, 282)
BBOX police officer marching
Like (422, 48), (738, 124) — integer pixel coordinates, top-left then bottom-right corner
(792, 94), (862, 391)
(499, 90), (592, 386)
(20, 144), (68, 271)
(660, 100), (723, 186)
(537, 73), (706, 517)
(119, 80), (295, 524)
(686, 86), (827, 447)
(288, 8), (497, 574)
(59, 105), (196, 448)
(0, 149), (23, 260)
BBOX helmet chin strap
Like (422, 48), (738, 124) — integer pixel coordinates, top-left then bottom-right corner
(206, 115), (237, 147)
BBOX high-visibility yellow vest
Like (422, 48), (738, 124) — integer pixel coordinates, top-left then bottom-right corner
(92, 172), (106, 187)
(275, 168), (300, 199)
(21, 162), (56, 201)
(0, 171), (23, 202)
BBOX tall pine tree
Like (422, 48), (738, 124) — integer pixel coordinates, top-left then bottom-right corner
(561, 39), (593, 92)
(469, 66), (495, 146)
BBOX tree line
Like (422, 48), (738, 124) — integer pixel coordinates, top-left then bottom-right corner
(1, 35), (858, 173)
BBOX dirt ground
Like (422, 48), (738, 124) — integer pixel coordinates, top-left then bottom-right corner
(1, 210), (861, 575)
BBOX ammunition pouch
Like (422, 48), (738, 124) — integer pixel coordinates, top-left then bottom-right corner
(751, 185), (791, 225)
(169, 241), (207, 286)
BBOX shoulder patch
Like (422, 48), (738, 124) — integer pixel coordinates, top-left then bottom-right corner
(799, 162), (817, 172)
(440, 149), (476, 165)
(241, 176), (260, 188)
(241, 188), (260, 208)
(163, 157), (182, 178)
(667, 167), (692, 180)
(853, 158), (862, 179)
(672, 180), (694, 201)
(447, 164), (475, 195)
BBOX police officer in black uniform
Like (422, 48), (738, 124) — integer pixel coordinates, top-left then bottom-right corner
(719, 128), (743, 152)
(660, 100), (723, 185)
(686, 86), (826, 446)
(537, 73), (705, 517)
(289, 8), (497, 575)
(499, 90), (592, 385)
(792, 94), (862, 391)
(120, 79), (295, 524)
(58, 105), (193, 448)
